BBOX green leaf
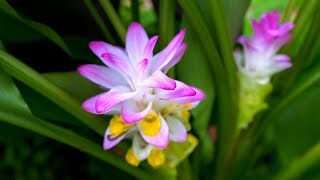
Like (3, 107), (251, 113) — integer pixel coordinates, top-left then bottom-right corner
(177, 19), (215, 164)
(43, 71), (103, 102)
(0, 67), (156, 180)
(15, 81), (82, 127)
(0, 0), (70, 54)
(15, 71), (103, 128)
(224, 0), (251, 41)
(98, 0), (126, 43)
(0, 50), (106, 136)
(63, 36), (101, 64)
(268, 83), (320, 164)
(274, 142), (320, 180)
(83, 0), (115, 43)
(237, 60), (320, 178)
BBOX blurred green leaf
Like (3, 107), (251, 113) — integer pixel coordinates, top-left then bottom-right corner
(15, 71), (103, 128)
(224, 0), (251, 41)
(268, 83), (320, 164)
(177, 3), (238, 173)
(0, 50), (106, 136)
(177, 19), (215, 164)
(64, 36), (101, 64)
(0, 67), (155, 180)
(259, 60), (320, 175)
(43, 71), (103, 102)
(0, 0), (70, 54)
(15, 81), (81, 127)
(274, 142), (320, 180)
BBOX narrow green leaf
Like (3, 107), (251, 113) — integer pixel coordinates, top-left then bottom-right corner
(281, 0), (318, 57)
(131, 0), (140, 22)
(63, 36), (101, 64)
(98, 0), (126, 43)
(159, 0), (176, 78)
(277, 4), (320, 93)
(177, 1), (238, 177)
(233, 57), (320, 179)
(177, 19), (215, 164)
(16, 71), (103, 127)
(158, 0), (175, 48)
(0, 0), (71, 54)
(43, 71), (103, 101)
(0, 50), (106, 136)
(208, 0), (237, 86)
(282, 0), (300, 21)
(83, 0), (115, 43)
(0, 68), (156, 180)
(224, 0), (251, 41)
(274, 142), (320, 180)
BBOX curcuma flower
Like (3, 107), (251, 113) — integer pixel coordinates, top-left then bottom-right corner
(235, 11), (294, 84)
(78, 22), (205, 167)
(235, 11), (295, 131)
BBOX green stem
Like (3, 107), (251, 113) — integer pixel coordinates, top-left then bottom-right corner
(83, 0), (115, 43)
(274, 142), (320, 180)
(0, 50), (106, 136)
(98, 0), (126, 43)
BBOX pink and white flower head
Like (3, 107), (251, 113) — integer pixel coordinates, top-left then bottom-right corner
(235, 11), (294, 84)
(77, 22), (205, 158)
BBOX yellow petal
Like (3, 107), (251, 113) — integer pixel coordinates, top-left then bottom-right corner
(141, 111), (161, 136)
(147, 149), (165, 168)
(125, 148), (140, 167)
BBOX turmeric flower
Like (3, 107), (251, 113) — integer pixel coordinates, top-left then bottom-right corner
(235, 11), (294, 84)
(77, 22), (205, 164)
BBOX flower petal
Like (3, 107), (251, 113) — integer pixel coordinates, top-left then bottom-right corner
(95, 86), (137, 113)
(139, 115), (169, 148)
(140, 71), (176, 90)
(82, 93), (103, 114)
(89, 41), (128, 63)
(156, 80), (196, 99)
(103, 126), (127, 150)
(126, 22), (149, 65)
(169, 87), (206, 104)
(82, 93), (121, 114)
(275, 22), (294, 37)
(151, 29), (185, 73)
(101, 53), (133, 75)
(77, 64), (126, 89)
(268, 54), (292, 74)
(162, 43), (187, 73)
(167, 116), (187, 142)
(137, 59), (149, 78)
(132, 134), (153, 161)
(143, 36), (159, 61)
(121, 101), (152, 124)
